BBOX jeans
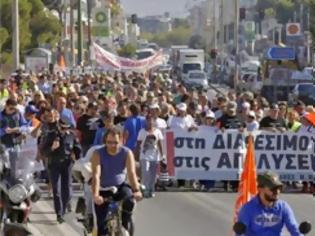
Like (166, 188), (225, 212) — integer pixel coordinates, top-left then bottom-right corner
(48, 159), (73, 216)
(94, 183), (135, 236)
(140, 159), (158, 193)
(84, 183), (93, 215)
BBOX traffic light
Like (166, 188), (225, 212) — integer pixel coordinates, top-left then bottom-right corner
(258, 9), (265, 20)
(210, 49), (218, 59)
(239, 8), (246, 21)
(131, 14), (138, 24)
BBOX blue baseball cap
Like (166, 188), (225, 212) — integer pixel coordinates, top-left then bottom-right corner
(25, 105), (39, 114)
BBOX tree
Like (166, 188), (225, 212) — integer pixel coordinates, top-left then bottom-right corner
(0, 28), (9, 52)
(309, 0), (315, 48)
(275, 0), (295, 23)
(149, 26), (192, 47)
(0, 0), (62, 64)
(173, 18), (190, 29)
(117, 43), (136, 58)
(256, 0), (298, 23)
(188, 35), (205, 49)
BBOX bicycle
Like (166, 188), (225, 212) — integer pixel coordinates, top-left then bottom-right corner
(97, 186), (134, 236)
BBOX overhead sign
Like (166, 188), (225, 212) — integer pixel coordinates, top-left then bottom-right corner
(286, 23), (301, 37)
(267, 47), (295, 60)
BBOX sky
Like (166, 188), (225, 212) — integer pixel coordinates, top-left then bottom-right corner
(120, 0), (204, 17)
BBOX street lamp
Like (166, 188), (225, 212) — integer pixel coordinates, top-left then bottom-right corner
(77, 0), (83, 66)
(12, 0), (20, 70)
(234, 0), (240, 91)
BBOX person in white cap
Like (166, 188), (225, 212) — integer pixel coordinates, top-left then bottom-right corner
(167, 102), (196, 130)
(246, 111), (259, 132)
(199, 110), (218, 131)
(239, 101), (251, 123)
(149, 103), (167, 130)
(195, 109), (218, 191)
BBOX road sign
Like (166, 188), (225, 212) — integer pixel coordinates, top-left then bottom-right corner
(286, 23), (301, 37)
(267, 47), (295, 60)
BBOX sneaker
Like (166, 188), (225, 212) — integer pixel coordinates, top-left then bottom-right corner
(143, 190), (150, 198)
(57, 215), (65, 224)
(83, 214), (94, 233)
(66, 203), (72, 213)
(47, 191), (53, 199)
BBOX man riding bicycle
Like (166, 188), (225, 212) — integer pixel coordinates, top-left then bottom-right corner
(91, 127), (142, 236)
(236, 171), (302, 236)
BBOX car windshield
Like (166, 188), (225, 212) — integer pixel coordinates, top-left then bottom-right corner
(189, 72), (205, 79)
(183, 64), (201, 74)
(136, 51), (153, 59)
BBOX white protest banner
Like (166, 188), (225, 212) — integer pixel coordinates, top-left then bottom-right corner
(165, 129), (315, 182)
(93, 42), (164, 72)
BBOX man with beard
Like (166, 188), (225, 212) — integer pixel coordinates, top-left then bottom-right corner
(236, 171), (301, 236)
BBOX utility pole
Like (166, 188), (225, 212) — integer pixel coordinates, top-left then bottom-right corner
(12, 0), (20, 70)
(77, 0), (83, 66)
(87, 0), (92, 64)
(213, 0), (217, 50)
(219, 0), (224, 51)
(234, 0), (239, 91)
(70, 1), (75, 67)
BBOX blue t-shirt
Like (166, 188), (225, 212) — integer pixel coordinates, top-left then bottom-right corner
(123, 115), (145, 150)
(93, 127), (107, 146)
(237, 196), (301, 236)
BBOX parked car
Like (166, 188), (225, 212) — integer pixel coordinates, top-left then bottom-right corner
(292, 83), (315, 105)
(183, 70), (209, 90)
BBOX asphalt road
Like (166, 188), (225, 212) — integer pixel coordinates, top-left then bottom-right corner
(28, 190), (315, 236)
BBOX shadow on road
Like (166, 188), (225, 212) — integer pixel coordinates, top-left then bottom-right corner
(31, 211), (55, 215)
(30, 220), (58, 226)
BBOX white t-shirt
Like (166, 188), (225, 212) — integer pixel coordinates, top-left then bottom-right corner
(168, 115), (195, 129)
(137, 128), (164, 161)
(154, 117), (167, 130)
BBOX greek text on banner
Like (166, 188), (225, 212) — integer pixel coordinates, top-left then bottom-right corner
(165, 128), (315, 182)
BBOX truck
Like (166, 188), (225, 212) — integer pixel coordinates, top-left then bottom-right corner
(177, 49), (205, 81)
(260, 47), (313, 104)
(170, 45), (188, 66)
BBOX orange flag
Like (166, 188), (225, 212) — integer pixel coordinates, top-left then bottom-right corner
(233, 135), (258, 223)
(58, 55), (66, 71)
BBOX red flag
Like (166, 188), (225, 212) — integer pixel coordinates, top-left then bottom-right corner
(233, 135), (258, 222)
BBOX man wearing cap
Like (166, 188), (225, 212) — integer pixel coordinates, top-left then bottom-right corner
(168, 103), (196, 130)
(259, 104), (287, 132)
(40, 116), (82, 223)
(23, 105), (41, 137)
(237, 171), (302, 236)
(149, 103), (167, 130)
(246, 111), (259, 132)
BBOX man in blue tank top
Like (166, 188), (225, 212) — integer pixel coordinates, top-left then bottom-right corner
(91, 127), (142, 236)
